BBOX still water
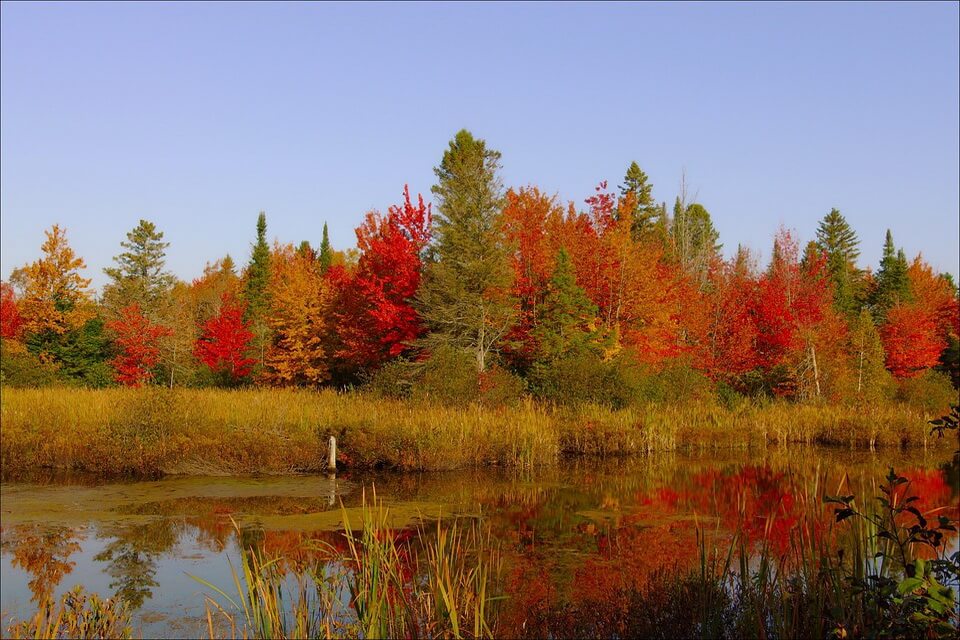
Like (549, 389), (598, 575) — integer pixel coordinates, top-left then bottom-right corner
(1, 447), (957, 638)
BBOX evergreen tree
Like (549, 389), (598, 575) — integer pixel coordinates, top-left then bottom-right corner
(416, 129), (515, 373)
(871, 229), (911, 321)
(103, 219), (175, 320)
(815, 208), (862, 315)
(319, 223), (333, 273)
(619, 161), (662, 239)
(671, 201), (721, 283)
(243, 212), (272, 369)
(534, 247), (603, 362)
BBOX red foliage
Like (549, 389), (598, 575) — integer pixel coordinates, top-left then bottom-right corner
(334, 185), (431, 371)
(881, 304), (945, 378)
(194, 294), (256, 380)
(690, 259), (760, 378)
(106, 304), (172, 387)
(0, 282), (24, 340)
(752, 230), (833, 369)
(500, 187), (566, 368)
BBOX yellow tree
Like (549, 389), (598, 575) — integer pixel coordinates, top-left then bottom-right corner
(262, 244), (332, 387)
(11, 225), (94, 337)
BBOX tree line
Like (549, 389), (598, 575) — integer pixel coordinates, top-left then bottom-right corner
(1, 129), (957, 404)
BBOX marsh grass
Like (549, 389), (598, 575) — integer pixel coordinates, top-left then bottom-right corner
(0, 387), (948, 477)
(195, 489), (502, 639)
(3, 585), (132, 639)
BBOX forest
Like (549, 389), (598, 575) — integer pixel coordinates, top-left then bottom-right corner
(1, 129), (958, 412)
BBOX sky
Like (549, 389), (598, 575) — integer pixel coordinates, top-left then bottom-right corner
(2, 1), (958, 291)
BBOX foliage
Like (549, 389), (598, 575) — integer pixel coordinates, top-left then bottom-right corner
(417, 129), (515, 373)
(102, 219), (176, 319)
(895, 370), (957, 415)
(618, 161), (663, 239)
(871, 229), (912, 321)
(815, 207), (863, 315)
(194, 294), (256, 384)
(244, 211), (272, 371)
(262, 244), (332, 387)
(9, 225), (94, 337)
(106, 304), (173, 387)
(1, 281), (24, 340)
(0, 338), (61, 387)
(334, 185), (431, 374)
(319, 221), (333, 273)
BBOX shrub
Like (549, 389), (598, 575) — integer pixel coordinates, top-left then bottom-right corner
(896, 370), (957, 414)
(478, 366), (526, 407)
(0, 339), (61, 388)
(410, 345), (479, 406)
(365, 358), (414, 399)
(529, 354), (626, 407)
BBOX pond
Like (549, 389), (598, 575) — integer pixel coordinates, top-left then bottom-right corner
(1, 446), (957, 638)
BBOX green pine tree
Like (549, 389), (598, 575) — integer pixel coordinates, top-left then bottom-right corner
(102, 219), (175, 319)
(619, 161), (662, 239)
(416, 129), (515, 373)
(871, 229), (911, 321)
(815, 208), (862, 315)
(244, 211), (272, 368)
(25, 316), (113, 387)
(318, 223), (333, 273)
(534, 247), (603, 363)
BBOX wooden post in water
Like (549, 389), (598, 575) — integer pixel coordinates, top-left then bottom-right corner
(328, 435), (337, 472)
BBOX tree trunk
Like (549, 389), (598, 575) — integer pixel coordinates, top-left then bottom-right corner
(810, 342), (821, 398)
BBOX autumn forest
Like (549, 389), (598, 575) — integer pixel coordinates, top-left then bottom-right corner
(1, 129), (957, 409)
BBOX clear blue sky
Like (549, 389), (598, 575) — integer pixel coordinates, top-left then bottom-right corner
(2, 2), (958, 291)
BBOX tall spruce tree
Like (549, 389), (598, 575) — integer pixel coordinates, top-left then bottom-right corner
(871, 229), (911, 321)
(416, 129), (515, 373)
(534, 247), (603, 362)
(244, 211), (272, 367)
(318, 223), (333, 273)
(815, 208), (862, 315)
(103, 219), (175, 320)
(619, 161), (662, 239)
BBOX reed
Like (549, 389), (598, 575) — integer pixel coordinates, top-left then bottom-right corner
(0, 387), (947, 477)
(3, 586), (132, 640)
(194, 489), (502, 639)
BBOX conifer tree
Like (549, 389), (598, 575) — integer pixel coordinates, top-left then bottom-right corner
(815, 208), (862, 316)
(319, 223), (333, 273)
(534, 247), (603, 362)
(244, 212), (271, 367)
(416, 129), (515, 373)
(619, 161), (662, 239)
(103, 219), (175, 320)
(871, 229), (911, 321)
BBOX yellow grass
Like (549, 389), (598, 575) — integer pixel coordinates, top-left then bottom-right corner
(0, 387), (947, 476)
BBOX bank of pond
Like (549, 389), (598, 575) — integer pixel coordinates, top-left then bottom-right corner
(0, 388), (955, 477)
(1, 447), (958, 639)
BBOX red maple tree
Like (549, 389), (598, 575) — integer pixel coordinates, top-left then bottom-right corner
(194, 294), (255, 381)
(334, 185), (431, 371)
(0, 282), (24, 341)
(881, 304), (945, 378)
(107, 304), (172, 387)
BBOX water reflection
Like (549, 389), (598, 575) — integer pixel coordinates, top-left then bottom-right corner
(1, 449), (957, 638)
(3, 525), (84, 605)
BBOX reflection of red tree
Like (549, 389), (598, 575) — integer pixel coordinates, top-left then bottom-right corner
(7, 525), (84, 605)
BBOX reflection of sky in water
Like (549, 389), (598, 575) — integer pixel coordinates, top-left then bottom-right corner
(1, 448), (957, 638)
